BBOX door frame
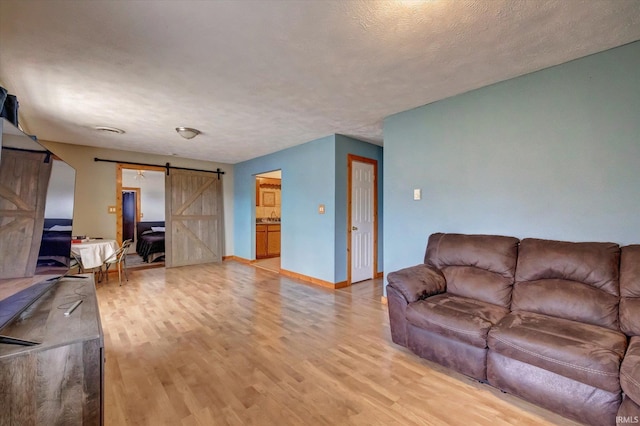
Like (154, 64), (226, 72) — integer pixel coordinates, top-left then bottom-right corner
(346, 154), (378, 285)
(116, 164), (165, 245)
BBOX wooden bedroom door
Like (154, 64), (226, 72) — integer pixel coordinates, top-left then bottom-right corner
(165, 169), (223, 268)
(0, 149), (52, 278)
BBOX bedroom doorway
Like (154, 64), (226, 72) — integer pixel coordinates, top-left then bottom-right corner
(117, 165), (166, 270)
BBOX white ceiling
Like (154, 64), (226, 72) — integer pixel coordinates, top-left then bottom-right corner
(1, 0), (639, 164)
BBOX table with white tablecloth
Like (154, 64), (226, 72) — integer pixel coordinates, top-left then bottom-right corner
(71, 239), (119, 269)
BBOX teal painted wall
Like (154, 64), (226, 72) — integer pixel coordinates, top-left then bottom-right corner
(334, 135), (383, 283)
(234, 133), (383, 284)
(383, 41), (640, 287)
(234, 135), (336, 282)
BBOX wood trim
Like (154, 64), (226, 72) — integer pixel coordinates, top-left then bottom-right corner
(334, 281), (349, 289)
(280, 268), (348, 289)
(347, 154), (378, 286)
(375, 271), (384, 279)
(116, 164), (166, 245)
(380, 296), (388, 305)
(257, 177), (282, 189)
(255, 178), (260, 207)
(116, 165), (122, 244)
(223, 255), (253, 264)
(225, 258), (348, 289)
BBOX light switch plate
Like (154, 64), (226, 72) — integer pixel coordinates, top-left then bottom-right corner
(318, 204), (325, 214)
(413, 189), (421, 200)
(108, 206), (116, 214)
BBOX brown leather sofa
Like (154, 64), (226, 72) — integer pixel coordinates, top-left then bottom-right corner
(387, 233), (639, 426)
(618, 246), (640, 423)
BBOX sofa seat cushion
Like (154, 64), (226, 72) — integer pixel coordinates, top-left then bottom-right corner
(621, 336), (640, 404)
(488, 311), (627, 392)
(406, 294), (509, 348)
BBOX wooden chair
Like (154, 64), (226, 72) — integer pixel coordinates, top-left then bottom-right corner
(103, 239), (132, 285)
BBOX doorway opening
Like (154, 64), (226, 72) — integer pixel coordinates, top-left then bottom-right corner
(117, 165), (166, 270)
(254, 170), (282, 273)
(347, 155), (378, 285)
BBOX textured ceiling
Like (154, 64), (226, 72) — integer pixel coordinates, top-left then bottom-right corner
(1, 0), (639, 164)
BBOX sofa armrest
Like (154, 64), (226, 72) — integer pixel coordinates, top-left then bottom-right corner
(387, 264), (446, 303)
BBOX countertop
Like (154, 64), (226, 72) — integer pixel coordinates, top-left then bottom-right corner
(256, 219), (281, 224)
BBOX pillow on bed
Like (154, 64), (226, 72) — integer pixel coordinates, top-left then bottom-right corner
(151, 226), (165, 232)
(49, 225), (72, 231)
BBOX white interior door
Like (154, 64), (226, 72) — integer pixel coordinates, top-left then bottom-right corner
(350, 161), (374, 283)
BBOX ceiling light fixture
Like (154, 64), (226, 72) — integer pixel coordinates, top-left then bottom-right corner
(95, 126), (125, 134)
(175, 127), (201, 140)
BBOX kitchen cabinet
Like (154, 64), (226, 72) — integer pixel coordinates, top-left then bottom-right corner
(256, 224), (280, 259)
(256, 224), (268, 258)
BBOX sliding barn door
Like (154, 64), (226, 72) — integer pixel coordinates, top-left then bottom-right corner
(0, 149), (52, 278)
(165, 169), (223, 268)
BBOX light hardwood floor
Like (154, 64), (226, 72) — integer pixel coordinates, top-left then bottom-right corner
(253, 256), (280, 273)
(97, 261), (581, 425)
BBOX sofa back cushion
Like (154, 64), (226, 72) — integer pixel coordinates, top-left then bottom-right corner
(425, 233), (519, 308)
(620, 245), (640, 336)
(513, 238), (620, 330)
